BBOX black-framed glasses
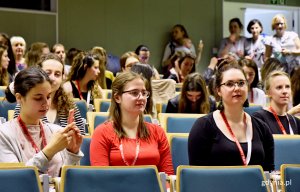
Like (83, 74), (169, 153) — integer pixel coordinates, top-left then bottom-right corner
(219, 80), (247, 89)
(122, 89), (150, 98)
(275, 22), (284, 26)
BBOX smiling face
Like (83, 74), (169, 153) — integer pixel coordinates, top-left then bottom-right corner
(217, 68), (248, 107)
(42, 59), (63, 93)
(267, 74), (291, 106)
(272, 15), (286, 36)
(114, 78), (147, 116)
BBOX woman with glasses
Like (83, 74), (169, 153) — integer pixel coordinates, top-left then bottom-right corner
(90, 71), (174, 175)
(188, 62), (274, 171)
(265, 14), (300, 74)
(253, 71), (300, 134)
(166, 72), (216, 114)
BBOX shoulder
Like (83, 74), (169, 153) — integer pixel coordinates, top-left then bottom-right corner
(93, 121), (115, 137)
(191, 113), (214, 131)
(63, 81), (73, 94)
(169, 95), (179, 104)
(0, 119), (19, 137)
(286, 31), (298, 38)
(144, 122), (166, 138)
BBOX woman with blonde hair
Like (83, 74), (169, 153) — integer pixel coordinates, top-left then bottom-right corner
(265, 14), (300, 74)
(253, 70), (300, 134)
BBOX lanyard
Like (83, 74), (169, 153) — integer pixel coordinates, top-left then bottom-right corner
(76, 80), (91, 106)
(269, 106), (294, 135)
(119, 139), (140, 166)
(17, 116), (47, 153)
(220, 111), (251, 165)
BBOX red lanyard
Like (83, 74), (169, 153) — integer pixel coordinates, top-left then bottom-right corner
(17, 116), (47, 153)
(269, 106), (287, 135)
(75, 80), (84, 100)
(220, 111), (247, 165)
(119, 139), (140, 166)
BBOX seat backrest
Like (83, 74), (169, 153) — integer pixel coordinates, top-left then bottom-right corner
(177, 165), (269, 192)
(0, 166), (42, 192)
(244, 105), (263, 115)
(80, 136), (91, 166)
(0, 86), (5, 97)
(86, 112), (109, 135)
(60, 165), (164, 192)
(0, 100), (17, 120)
(169, 133), (189, 171)
(281, 164), (300, 192)
(74, 100), (88, 119)
(94, 99), (111, 112)
(158, 113), (205, 133)
(273, 135), (300, 170)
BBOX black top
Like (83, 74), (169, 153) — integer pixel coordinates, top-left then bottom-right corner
(252, 109), (300, 134)
(188, 112), (274, 171)
(166, 95), (216, 113)
(70, 81), (93, 104)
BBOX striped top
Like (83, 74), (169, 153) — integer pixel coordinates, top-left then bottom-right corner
(14, 104), (86, 135)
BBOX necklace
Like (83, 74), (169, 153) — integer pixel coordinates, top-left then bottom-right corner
(17, 115), (47, 153)
(119, 138), (140, 166)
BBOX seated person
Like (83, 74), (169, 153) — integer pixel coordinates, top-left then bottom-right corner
(166, 72), (216, 113)
(188, 62), (274, 171)
(0, 67), (83, 177)
(253, 71), (300, 134)
(90, 71), (174, 175)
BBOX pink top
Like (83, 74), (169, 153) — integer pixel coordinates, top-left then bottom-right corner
(90, 121), (174, 175)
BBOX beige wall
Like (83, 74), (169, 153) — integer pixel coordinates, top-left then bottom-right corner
(1, 0), (300, 72)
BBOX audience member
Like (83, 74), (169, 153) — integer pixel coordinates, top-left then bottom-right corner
(162, 24), (196, 76)
(260, 58), (285, 85)
(218, 18), (246, 60)
(168, 53), (195, 83)
(166, 72), (216, 113)
(120, 51), (139, 72)
(0, 67), (83, 177)
(0, 33), (17, 79)
(10, 53), (86, 134)
(244, 19), (266, 70)
(25, 42), (50, 67)
(188, 63), (274, 171)
(0, 45), (11, 86)
(51, 43), (68, 75)
(91, 46), (114, 89)
(10, 36), (26, 71)
(239, 58), (266, 106)
(90, 71), (174, 175)
(64, 52), (102, 106)
(253, 71), (300, 134)
(135, 45), (160, 79)
(265, 14), (300, 74)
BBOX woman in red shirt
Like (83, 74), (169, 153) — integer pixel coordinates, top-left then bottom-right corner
(90, 71), (174, 175)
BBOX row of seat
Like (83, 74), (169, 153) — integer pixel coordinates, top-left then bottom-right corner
(80, 134), (300, 172)
(1, 164), (299, 192)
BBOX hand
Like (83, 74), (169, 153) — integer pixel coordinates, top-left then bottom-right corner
(288, 104), (300, 115)
(198, 40), (204, 52)
(66, 125), (83, 154)
(208, 57), (218, 69)
(282, 48), (291, 56)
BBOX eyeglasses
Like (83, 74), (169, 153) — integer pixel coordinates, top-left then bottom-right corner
(275, 22), (284, 26)
(122, 89), (150, 98)
(219, 80), (247, 89)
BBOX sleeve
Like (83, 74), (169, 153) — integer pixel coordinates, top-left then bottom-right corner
(203, 68), (214, 85)
(90, 123), (112, 166)
(218, 38), (228, 57)
(162, 43), (172, 64)
(61, 149), (84, 166)
(253, 117), (274, 171)
(13, 104), (21, 118)
(188, 116), (214, 165)
(165, 99), (178, 113)
(155, 125), (174, 175)
(0, 126), (50, 173)
(73, 105), (86, 135)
